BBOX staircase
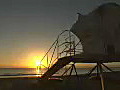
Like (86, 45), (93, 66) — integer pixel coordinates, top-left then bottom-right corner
(40, 30), (82, 80)
(41, 56), (72, 79)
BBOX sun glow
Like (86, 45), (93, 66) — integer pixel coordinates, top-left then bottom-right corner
(34, 56), (48, 68)
(26, 52), (49, 68)
(36, 60), (41, 66)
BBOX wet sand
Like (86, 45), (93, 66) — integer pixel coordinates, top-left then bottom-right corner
(0, 71), (120, 90)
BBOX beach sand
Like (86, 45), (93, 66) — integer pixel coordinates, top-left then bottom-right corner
(0, 71), (120, 90)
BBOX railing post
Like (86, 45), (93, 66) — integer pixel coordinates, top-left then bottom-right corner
(69, 30), (72, 56)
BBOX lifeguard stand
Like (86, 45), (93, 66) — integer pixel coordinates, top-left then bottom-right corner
(40, 3), (120, 90)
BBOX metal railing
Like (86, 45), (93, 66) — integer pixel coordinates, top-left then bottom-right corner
(39, 30), (83, 75)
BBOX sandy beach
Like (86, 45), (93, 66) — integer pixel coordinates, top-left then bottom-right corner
(0, 71), (120, 90)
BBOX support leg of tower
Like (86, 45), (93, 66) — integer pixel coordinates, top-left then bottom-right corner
(101, 63), (113, 72)
(88, 65), (97, 77)
(98, 63), (105, 90)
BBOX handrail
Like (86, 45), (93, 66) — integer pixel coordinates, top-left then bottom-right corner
(39, 29), (82, 74)
(40, 30), (69, 62)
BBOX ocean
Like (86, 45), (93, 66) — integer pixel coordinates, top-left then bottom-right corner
(0, 67), (120, 78)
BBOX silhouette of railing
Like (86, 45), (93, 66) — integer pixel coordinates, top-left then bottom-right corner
(39, 30), (82, 75)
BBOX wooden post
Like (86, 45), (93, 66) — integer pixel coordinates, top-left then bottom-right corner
(99, 63), (105, 90)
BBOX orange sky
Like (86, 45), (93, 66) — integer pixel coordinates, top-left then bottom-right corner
(0, 50), (47, 68)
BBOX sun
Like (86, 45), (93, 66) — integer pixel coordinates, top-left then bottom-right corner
(36, 60), (41, 66)
(26, 52), (50, 68)
(34, 56), (49, 68)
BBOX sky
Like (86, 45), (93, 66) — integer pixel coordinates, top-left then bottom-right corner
(0, 0), (120, 68)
